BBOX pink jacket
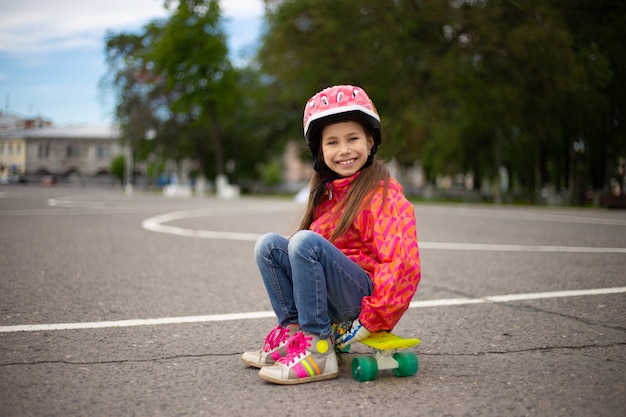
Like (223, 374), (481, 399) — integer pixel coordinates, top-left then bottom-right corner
(310, 173), (421, 332)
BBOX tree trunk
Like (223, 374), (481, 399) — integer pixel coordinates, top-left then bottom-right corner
(207, 101), (224, 177)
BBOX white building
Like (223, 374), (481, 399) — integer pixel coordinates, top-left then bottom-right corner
(0, 124), (121, 178)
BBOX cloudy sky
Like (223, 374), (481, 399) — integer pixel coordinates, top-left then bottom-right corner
(0, 0), (264, 126)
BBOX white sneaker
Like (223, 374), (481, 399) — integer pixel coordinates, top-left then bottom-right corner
(242, 325), (298, 368)
(258, 332), (339, 384)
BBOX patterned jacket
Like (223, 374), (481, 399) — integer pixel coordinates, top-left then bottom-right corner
(310, 173), (421, 332)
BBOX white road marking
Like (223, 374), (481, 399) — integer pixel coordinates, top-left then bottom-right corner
(2, 195), (623, 334)
(141, 211), (626, 253)
(408, 287), (626, 307)
(48, 198), (106, 209)
(413, 205), (626, 226)
(1, 287), (624, 333)
(419, 242), (626, 253)
(140, 207), (295, 242)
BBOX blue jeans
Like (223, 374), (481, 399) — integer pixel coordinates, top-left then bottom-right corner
(254, 230), (373, 339)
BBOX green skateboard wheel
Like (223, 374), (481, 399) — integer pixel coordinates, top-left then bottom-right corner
(352, 356), (378, 381)
(392, 352), (418, 377)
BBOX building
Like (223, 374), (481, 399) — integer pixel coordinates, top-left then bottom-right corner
(0, 124), (121, 179)
(0, 113), (52, 132)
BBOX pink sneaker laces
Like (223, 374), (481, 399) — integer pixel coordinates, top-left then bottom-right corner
(262, 325), (292, 353)
(278, 332), (312, 365)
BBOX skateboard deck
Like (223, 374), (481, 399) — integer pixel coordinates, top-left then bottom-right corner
(351, 332), (421, 382)
(360, 332), (421, 350)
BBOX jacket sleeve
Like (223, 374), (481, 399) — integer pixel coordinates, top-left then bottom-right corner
(358, 191), (421, 332)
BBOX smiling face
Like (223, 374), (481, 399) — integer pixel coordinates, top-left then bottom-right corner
(320, 120), (374, 177)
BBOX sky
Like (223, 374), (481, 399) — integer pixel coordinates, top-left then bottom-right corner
(0, 0), (264, 126)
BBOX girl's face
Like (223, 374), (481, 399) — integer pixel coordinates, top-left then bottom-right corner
(321, 120), (374, 177)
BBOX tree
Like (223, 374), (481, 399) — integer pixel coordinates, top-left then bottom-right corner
(428, 0), (587, 201)
(100, 0), (623, 203)
(151, 0), (237, 179)
(559, 0), (626, 201)
(103, 25), (165, 181)
(103, 0), (242, 184)
(257, 0), (624, 204)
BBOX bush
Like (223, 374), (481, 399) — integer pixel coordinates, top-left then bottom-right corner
(110, 155), (125, 185)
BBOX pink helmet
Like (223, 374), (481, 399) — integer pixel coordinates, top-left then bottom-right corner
(303, 85), (382, 160)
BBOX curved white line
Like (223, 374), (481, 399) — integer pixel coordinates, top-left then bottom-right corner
(142, 210), (626, 253)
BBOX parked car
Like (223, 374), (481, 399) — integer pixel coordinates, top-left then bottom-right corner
(40, 175), (57, 186)
(9, 175), (27, 184)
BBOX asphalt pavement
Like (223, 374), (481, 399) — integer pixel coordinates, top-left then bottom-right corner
(0, 184), (625, 417)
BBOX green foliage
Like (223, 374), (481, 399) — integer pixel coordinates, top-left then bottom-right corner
(261, 159), (283, 186)
(151, 0), (236, 176)
(257, 0), (624, 202)
(110, 155), (126, 185)
(103, 0), (244, 182)
(99, 0), (624, 202)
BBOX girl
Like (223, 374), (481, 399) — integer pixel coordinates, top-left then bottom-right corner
(242, 85), (421, 384)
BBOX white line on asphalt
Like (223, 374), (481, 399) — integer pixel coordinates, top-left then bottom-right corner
(414, 206), (626, 227)
(2, 287), (624, 333)
(409, 287), (626, 307)
(141, 212), (626, 253)
(420, 242), (626, 253)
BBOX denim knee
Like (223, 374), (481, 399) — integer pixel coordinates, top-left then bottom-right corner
(288, 230), (320, 255)
(254, 232), (283, 261)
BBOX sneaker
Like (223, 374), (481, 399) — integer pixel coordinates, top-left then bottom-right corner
(331, 321), (353, 352)
(242, 324), (298, 368)
(258, 331), (339, 385)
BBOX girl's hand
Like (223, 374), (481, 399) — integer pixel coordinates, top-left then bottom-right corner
(335, 319), (371, 350)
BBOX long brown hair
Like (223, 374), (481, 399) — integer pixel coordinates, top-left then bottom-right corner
(298, 154), (390, 242)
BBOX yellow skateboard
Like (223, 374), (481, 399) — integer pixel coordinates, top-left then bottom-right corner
(351, 332), (420, 381)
